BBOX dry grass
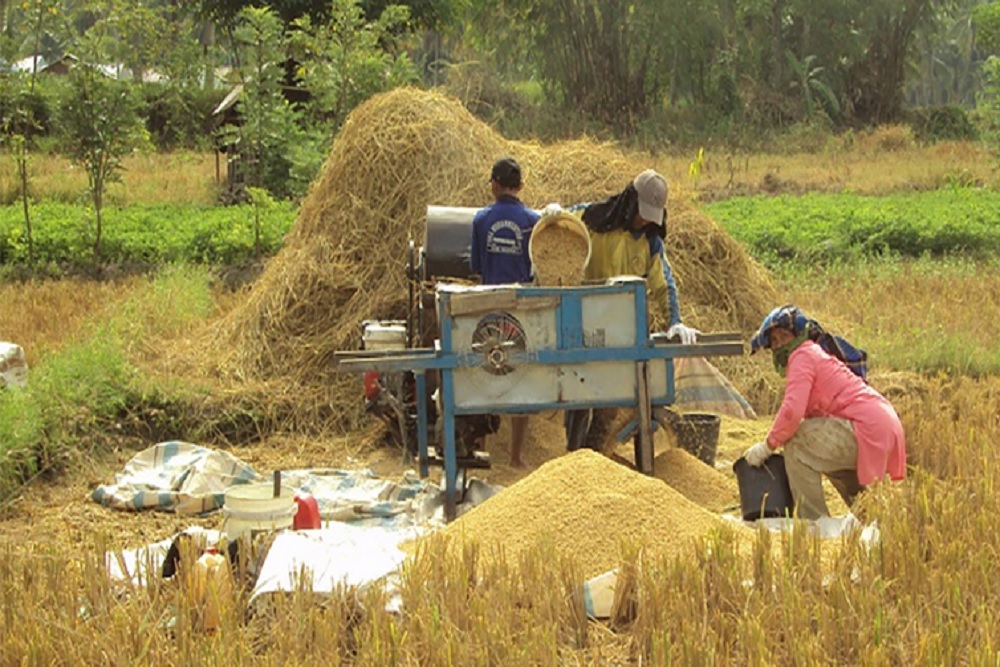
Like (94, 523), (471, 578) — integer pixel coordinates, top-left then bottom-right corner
(0, 150), (220, 206)
(655, 139), (995, 201)
(1, 374), (999, 663)
(0, 277), (142, 366)
(783, 259), (1000, 376)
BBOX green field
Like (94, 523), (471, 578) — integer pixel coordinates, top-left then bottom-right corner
(705, 188), (1000, 267)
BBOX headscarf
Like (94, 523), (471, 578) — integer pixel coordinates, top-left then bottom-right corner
(771, 330), (810, 375)
(580, 184), (666, 241)
(750, 305), (869, 380)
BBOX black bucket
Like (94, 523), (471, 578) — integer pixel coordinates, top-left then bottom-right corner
(674, 413), (721, 466)
(733, 453), (795, 521)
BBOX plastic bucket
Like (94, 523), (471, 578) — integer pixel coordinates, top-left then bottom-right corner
(733, 453), (795, 521)
(528, 212), (592, 286)
(222, 484), (298, 542)
(674, 413), (721, 466)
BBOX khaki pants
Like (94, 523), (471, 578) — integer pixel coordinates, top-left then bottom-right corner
(784, 418), (865, 520)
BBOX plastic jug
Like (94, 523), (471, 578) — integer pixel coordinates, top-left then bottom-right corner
(293, 493), (322, 530)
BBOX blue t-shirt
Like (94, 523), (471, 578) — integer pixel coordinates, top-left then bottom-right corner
(469, 195), (540, 285)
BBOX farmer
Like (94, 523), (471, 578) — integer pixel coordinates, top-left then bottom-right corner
(470, 156), (540, 468)
(551, 169), (700, 451)
(742, 305), (907, 519)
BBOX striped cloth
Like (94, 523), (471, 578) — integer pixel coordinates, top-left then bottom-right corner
(92, 441), (261, 514)
(674, 357), (758, 420)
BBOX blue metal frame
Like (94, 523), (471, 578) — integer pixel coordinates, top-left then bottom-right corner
(337, 282), (743, 520)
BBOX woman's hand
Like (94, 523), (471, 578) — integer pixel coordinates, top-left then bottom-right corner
(743, 440), (773, 467)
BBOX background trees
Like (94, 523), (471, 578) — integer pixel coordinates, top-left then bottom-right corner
(0, 0), (998, 203)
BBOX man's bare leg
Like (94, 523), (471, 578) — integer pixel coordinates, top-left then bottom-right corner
(510, 415), (529, 468)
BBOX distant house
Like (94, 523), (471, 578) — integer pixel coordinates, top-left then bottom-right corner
(211, 76), (310, 202)
(10, 53), (79, 75)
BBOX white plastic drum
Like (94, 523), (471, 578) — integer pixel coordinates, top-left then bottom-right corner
(222, 484), (297, 542)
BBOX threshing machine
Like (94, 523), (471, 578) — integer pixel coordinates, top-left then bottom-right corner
(335, 207), (744, 520)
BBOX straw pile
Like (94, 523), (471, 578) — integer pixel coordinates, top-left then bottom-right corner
(441, 449), (733, 579)
(203, 88), (776, 431)
(653, 447), (740, 512)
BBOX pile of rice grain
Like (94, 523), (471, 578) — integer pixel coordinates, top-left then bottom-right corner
(530, 215), (590, 287)
(442, 449), (735, 579)
(653, 447), (740, 512)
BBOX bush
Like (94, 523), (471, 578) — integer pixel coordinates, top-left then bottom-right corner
(142, 84), (227, 151)
(0, 76), (66, 144)
(909, 106), (978, 143)
(774, 116), (836, 154)
(858, 124), (916, 153)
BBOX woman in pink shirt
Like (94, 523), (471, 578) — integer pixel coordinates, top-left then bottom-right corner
(742, 306), (906, 519)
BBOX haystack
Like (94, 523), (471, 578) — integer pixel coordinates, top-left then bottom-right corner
(207, 88), (776, 430)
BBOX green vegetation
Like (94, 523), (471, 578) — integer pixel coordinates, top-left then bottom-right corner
(0, 202), (295, 268)
(0, 266), (216, 503)
(705, 188), (1000, 266)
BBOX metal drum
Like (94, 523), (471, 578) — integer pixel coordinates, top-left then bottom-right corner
(423, 206), (478, 280)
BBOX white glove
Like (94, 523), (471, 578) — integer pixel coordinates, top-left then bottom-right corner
(743, 441), (773, 467)
(666, 323), (701, 345)
(541, 202), (563, 217)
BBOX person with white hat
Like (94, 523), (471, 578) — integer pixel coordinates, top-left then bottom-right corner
(552, 169), (700, 451)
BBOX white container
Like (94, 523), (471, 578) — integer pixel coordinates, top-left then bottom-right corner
(363, 322), (407, 351)
(222, 484), (297, 541)
(0, 342), (28, 389)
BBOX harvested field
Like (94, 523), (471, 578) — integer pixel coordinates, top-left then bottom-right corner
(439, 448), (742, 579)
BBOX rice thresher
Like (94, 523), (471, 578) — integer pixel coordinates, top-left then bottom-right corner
(335, 206), (744, 520)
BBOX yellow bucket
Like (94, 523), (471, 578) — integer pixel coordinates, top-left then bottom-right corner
(528, 212), (592, 286)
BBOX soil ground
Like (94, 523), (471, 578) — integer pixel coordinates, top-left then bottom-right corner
(0, 411), (850, 554)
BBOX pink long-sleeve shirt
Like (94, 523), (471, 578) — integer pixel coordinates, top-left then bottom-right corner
(767, 340), (906, 485)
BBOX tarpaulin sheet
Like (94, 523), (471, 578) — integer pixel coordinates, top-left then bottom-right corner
(674, 356), (758, 420)
(279, 468), (433, 528)
(92, 442), (261, 514)
(249, 523), (418, 603)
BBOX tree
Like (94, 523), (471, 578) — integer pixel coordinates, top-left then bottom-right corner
(974, 2), (1000, 161)
(1, 1), (60, 264)
(196, 0), (458, 30)
(58, 19), (149, 259)
(843, 0), (960, 123)
(786, 51), (840, 119)
(288, 0), (417, 128)
(464, 0), (679, 125)
(223, 5), (301, 198)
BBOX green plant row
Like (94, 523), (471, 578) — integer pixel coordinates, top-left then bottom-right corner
(0, 202), (297, 268)
(704, 188), (1000, 267)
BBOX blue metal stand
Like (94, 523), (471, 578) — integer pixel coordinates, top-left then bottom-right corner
(337, 283), (744, 521)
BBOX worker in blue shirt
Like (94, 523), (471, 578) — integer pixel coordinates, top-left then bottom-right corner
(469, 157), (540, 468)
(470, 157), (540, 285)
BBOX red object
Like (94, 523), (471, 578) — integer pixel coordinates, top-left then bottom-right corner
(363, 371), (380, 401)
(293, 494), (322, 530)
